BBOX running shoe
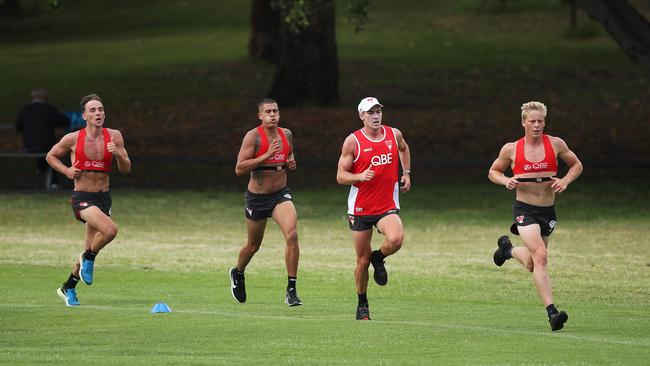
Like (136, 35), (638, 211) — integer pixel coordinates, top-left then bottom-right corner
(229, 267), (246, 303)
(285, 288), (303, 307)
(356, 304), (371, 320)
(549, 310), (568, 331)
(493, 235), (513, 267)
(57, 286), (80, 307)
(79, 252), (94, 285)
(370, 250), (388, 286)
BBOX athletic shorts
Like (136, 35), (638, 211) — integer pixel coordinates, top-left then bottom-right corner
(244, 187), (293, 221)
(348, 209), (399, 232)
(71, 191), (112, 223)
(510, 200), (557, 237)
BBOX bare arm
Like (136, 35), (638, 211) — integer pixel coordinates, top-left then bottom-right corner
(394, 128), (411, 193)
(551, 137), (583, 193)
(284, 128), (296, 170)
(235, 130), (281, 176)
(46, 133), (81, 180)
(336, 135), (374, 185)
(107, 129), (131, 174)
(488, 142), (519, 190)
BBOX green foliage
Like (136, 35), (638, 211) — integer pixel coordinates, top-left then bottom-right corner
(273, 0), (311, 33)
(0, 0), (642, 128)
(272, 0), (372, 34)
(346, 0), (372, 32)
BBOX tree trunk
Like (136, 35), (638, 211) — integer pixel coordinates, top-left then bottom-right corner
(269, 0), (339, 106)
(248, 0), (279, 62)
(576, 0), (650, 72)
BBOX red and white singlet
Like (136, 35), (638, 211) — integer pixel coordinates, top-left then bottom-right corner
(254, 125), (290, 164)
(347, 125), (400, 215)
(512, 134), (557, 176)
(74, 128), (112, 173)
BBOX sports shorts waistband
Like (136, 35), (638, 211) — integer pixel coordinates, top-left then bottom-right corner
(254, 164), (287, 171)
(81, 170), (109, 173)
(513, 200), (554, 211)
(246, 186), (289, 197)
(515, 176), (556, 183)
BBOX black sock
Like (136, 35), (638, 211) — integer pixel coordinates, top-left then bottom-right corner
(372, 249), (386, 262)
(83, 250), (97, 261)
(287, 276), (297, 290)
(546, 304), (558, 317)
(358, 293), (368, 307)
(64, 273), (80, 289)
(506, 246), (513, 259)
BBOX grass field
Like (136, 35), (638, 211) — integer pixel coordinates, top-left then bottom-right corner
(1, 184), (649, 365)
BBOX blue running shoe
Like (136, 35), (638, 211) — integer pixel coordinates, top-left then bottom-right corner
(79, 252), (94, 285)
(57, 286), (80, 306)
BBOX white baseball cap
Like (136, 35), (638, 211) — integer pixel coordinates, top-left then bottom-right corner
(357, 97), (383, 113)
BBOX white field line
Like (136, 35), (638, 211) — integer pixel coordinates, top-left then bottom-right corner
(1, 303), (648, 347)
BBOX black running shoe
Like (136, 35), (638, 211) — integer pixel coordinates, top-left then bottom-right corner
(370, 251), (388, 286)
(285, 288), (302, 307)
(549, 310), (568, 331)
(493, 235), (513, 266)
(229, 268), (246, 303)
(356, 304), (371, 320)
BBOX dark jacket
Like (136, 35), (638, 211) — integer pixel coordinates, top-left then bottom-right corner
(15, 102), (70, 152)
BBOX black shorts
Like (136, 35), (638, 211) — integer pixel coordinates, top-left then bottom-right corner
(348, 209), (399, 232)
(71, 191), (112, 223)
(510, 200), (557, 237)
(244, 187), (293, 221)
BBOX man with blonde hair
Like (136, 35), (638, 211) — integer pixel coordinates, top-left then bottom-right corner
(488, 101), (582, 331)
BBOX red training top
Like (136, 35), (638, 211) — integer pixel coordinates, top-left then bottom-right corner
(74, 128), (112, 173)
(254, 126), (290, 164)
(512, 134), (557, 175)
(347, 125), (400, 216)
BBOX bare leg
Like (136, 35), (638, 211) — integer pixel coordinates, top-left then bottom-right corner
(237, 218), (267, 272)
(79, 206), (118, 253)
(518, 225), (553, 306)
(71, 224), (100, 277)
(352, 230), (373, 294)
(376, 214), (404, 257)
(511, 246), (534, 272)
(271, 201), (299, 277)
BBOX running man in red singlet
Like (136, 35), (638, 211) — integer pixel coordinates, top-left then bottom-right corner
(336, 97), (411, 320)
(229, 98), (302, 307)
(46, 93), (131, 306)
(488, 101), (582, 331)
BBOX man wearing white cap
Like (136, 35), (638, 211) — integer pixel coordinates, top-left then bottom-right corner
(336, 97), (411, 320)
